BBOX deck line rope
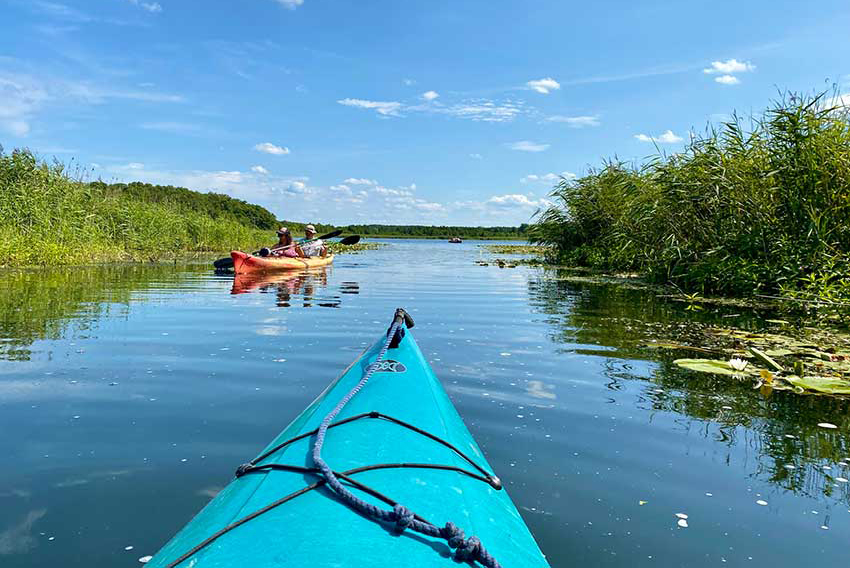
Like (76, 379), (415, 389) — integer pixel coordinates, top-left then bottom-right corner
(310, 319), (502, 568)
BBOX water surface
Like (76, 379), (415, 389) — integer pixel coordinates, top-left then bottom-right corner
(1, 240), (848, 567)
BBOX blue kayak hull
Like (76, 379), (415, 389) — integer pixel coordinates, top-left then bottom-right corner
(148, 314), (549, 567)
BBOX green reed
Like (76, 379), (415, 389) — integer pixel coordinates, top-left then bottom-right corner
(0, 149), (271, 266)
(530, 91), (850, 309)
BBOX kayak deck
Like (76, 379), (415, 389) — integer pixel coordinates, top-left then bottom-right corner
(147, 309), (549, 568)
(230, 250), (334, 274)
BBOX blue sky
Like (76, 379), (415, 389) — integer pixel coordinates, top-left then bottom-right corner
(2, 0), (849, 225)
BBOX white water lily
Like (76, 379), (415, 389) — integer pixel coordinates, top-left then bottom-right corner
(729, 357), (749, 371)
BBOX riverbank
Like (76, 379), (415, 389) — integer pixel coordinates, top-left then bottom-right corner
(0, 149), (276, 267)
(529, 91), (850, 314)
(0, 149), (382, 268)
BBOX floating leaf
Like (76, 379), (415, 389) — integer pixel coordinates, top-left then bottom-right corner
(674, 359), (740, 376)
(764, 348), (796, 357)
(749, 347), (784, 372)
(786, 376), (850, 395)
(766, 319), (790, 325)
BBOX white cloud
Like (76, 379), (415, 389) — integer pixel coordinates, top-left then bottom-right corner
(0, 71), (184, 136)
(436, 100), (525, 122)
(0, 75), (48, 136)
(274, 0), (304, 9)
(403, 78), (416, 86)
(825, 93), (850, 108)
(421, 90), (439, 101)
(486, 194), (549, 208)
(703, 59), (755, 74)
(634, 130), (683, 144)
(469, 153), (483, 159)
(521, 172), (576, 184)
(714, 75), (740, 85)
(545, 114), (600, 128)
(337, 98), (403, 117)
(526, 77), (561, 94)
(251, 165), (269, 175)
(254, 142), (290, 155)
(128, 0), (162, 12)
(508, 140), (550, 152)
(343, 178), (377, 185)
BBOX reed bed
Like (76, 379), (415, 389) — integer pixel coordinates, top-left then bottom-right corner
(530, 91), (850, 308)
(0, 149), (271, 266)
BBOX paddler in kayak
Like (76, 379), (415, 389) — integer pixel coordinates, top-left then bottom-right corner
(268, 227), (305, 258)
(299, 224), (328, 258)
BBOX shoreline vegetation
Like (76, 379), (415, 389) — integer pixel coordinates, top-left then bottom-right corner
(528, 91), (850, 317)
(0, 148), (518, 268)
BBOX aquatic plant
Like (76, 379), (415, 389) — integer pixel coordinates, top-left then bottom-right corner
(0, 149), (272, 266)
(529, 90), (850, 310)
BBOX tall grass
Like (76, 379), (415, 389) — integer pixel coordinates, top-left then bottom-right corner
(0, 148), (271, 266)
(530, 91), (850, 305)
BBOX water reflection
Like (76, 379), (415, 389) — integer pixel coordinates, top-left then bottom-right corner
(528, 270), (850, 509)
(230, 267), (356, 308)
(0, 264), (195, 362)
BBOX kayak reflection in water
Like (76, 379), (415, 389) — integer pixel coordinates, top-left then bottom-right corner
(231, 267), (342, 308)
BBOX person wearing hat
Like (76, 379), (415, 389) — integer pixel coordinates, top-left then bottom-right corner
(269, 227), (305, 258)
(299, 224), (327, 258)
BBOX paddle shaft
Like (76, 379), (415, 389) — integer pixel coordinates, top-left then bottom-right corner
(213, 230), (342, 268)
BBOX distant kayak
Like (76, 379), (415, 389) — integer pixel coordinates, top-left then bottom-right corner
(230, 250), (334, 274)
(145, 309), (549, 568)
(449, 237), (463, 243)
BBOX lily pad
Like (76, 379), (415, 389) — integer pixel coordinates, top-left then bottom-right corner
(673, 359), (740, 376)
(785, 376), (850, 395)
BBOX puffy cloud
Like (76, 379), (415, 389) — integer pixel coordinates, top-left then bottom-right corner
(337, 98), (403, 117)
(521, 172), (576, 184)
(254, 142), (290, 155)
(634, 130), (683, 144)
(251, 165), (269, 175)
(343, 178), (377, 185)
(402, 78), (416, 86)
(469, 153), (483, 159)
(703, 59), (755, 74)
(824, 93), (850, 109)
(274, 0), (304, 9)
(507, 140), (550, 152)
(128, 0), (162, 12)
(437, 99), (525, 122)
(526, 77), (561, 94)
(486, 194), (549, 208)
(714, 75), (740, 85)
(545, 115), (600, 128)
(337, 95), (527, 123)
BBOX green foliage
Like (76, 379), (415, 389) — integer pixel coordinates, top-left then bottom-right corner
(0, 148), (271, 266)
(529, 91), (850, 308)
(89, 181), (278, 230)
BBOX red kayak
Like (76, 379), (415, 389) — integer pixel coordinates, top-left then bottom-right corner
(230, 251), (334, 274)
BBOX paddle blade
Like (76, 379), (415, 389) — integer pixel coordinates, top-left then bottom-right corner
(339, 235), (361, 245)
(318, 229), (343, 240)
(213, 257), (234, 269)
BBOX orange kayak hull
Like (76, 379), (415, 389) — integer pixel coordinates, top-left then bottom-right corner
(230, 251), (334, 274)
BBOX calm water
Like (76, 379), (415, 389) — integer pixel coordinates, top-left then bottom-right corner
(2, 240), (849, 567)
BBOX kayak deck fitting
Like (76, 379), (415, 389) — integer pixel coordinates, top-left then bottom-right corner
(147, 309), (549, 568)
